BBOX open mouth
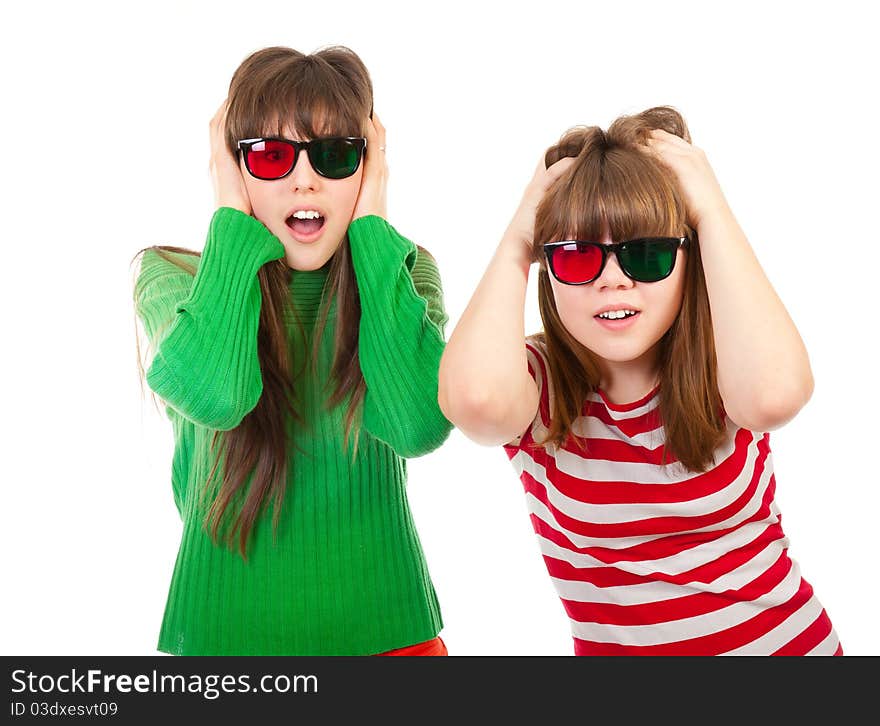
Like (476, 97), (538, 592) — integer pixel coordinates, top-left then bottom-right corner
(285, 210), (325, 240)
(595, 309), (639, 321)
(594, 309), (640, 328)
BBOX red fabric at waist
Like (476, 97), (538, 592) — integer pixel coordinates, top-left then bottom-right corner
(376, 636), (447, 656)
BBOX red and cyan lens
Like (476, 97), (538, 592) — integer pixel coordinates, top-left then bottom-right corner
(552, 243), (603, 284)
(246, 140), (296, 179)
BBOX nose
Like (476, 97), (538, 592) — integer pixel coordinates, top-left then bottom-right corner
(288, 150), (321, 192)
(595, 248), (634, 291)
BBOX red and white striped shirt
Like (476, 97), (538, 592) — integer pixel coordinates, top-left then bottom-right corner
(503, 338), (841, 655)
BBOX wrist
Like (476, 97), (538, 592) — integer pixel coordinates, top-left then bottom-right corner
(352, 209), (385, 222)
(216, 199), (251, 216)
(497, 233), (534, 274)
(690, 188), (731, 231)
(693, 200), (739, 240)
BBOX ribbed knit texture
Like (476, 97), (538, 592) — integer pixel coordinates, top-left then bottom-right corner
(134, 208), (451, 655)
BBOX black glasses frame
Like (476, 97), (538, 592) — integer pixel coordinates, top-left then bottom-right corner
(543, 237), (689, 285)
(237, 136), (367, 180)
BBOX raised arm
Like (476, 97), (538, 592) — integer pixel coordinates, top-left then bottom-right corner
(645, 129), (813, 431)
(133, 100), (285, 430)
(134, 209), (285, 429)
(349, 216), (452, 457)
(438, 157), (575, 447)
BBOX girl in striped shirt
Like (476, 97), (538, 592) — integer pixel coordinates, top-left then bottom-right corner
(438, 106), (841, 655)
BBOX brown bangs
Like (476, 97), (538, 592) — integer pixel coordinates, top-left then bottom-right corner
(534, 136), (689, 259)
(597, 148), (689, 241)
(224, 46), (372, 153)
(535, 150), (606, 248)
(528, 106), (726, 473)
(143, 44), (377, 558)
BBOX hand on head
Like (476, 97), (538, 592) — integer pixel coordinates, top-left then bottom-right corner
(352, 112), (388, 220)
(639, 129), (729, 230)
(504, 155), (576, 255)
(209, 99), (253, 215)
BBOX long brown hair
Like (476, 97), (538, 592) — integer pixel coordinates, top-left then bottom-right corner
(133, 46), (374, 557)
(530, 106), (726, 471)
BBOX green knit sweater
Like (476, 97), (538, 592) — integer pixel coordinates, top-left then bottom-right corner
(134, 208), (452, 655)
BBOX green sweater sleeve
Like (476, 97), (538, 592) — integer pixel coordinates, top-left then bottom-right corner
(134, 207), (286, 430)
(347, 215), (453, 458)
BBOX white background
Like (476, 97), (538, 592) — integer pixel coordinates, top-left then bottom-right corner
(2, 0), (877, 656)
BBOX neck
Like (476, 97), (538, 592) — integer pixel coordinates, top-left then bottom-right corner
(597, 346), (660, 405)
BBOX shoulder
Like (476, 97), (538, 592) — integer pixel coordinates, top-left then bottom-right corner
(133, 246), (200, 316)
(412, 244), (441, 279)
(415, 244), (435, 263)
(504, 335), (553, 449)
(524, 334), (551, 392)
(136, 246), (198, 275)
(135, 247), (198, 288)
(410, 245), (445, 296)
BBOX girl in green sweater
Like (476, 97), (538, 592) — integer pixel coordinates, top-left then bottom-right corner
(133, 45), (451, 656)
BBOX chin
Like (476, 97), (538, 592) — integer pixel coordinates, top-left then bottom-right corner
(581, 339), (651, 363)
(282, 240), (342, 271)
(285, 252), (333, 271)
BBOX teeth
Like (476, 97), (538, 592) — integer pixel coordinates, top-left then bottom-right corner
(291, 210), (322, 220)
(598, 309), (638, 320)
